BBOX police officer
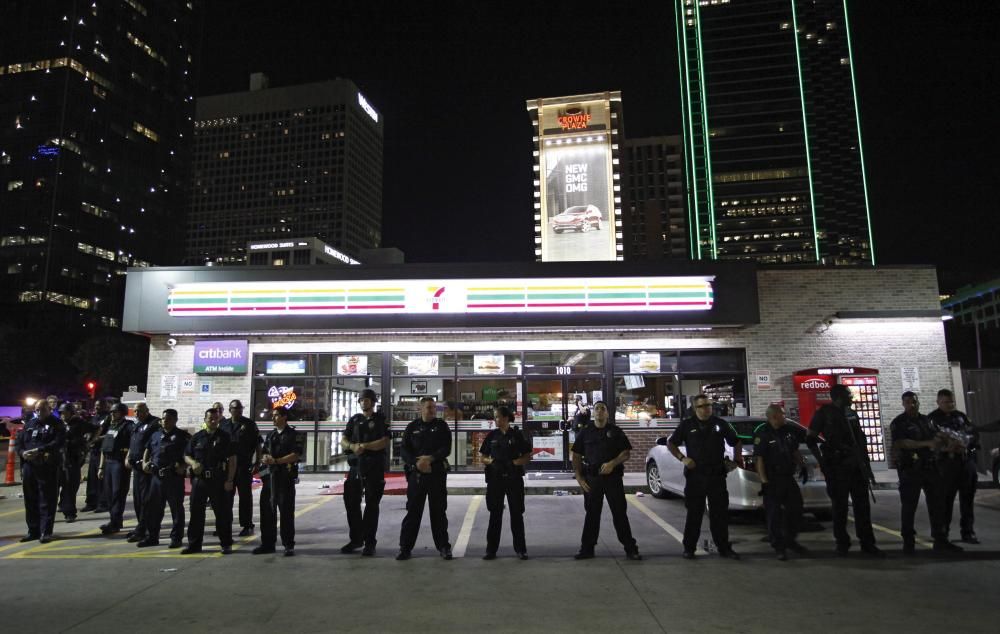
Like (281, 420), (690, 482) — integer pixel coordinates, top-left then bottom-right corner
(183, 407), (237, 554)
(928, 388), (980, 544)
(806, 384), (883, 557)
(221, 399), (262, 537)
(572, 401), (641, 560)
(98, 403), (134, 535)
(82, 399), (112, 513)
(667, 393), (741, 560)
(57, 403), (95, 523)
(125, 403), (160, 543)
(15, 401), (66, 543)
(340, 388), (389, 556)
(480, 405), (532, 560)
(754, 404), (807, 560)
(890, 391), (958, 554)
(134, 409), (191, 548)
(253, 407), (302, 557)
(397, 396), (453, 561)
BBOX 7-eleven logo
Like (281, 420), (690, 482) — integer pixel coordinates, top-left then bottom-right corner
(430, 286), (446, 310)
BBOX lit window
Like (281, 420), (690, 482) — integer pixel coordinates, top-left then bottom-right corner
(7, 180), (24, 191)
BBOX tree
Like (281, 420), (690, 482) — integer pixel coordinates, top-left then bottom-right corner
(71, 332), (150, 398)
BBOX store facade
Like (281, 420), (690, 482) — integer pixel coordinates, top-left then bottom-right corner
(124, 262), (951, 473)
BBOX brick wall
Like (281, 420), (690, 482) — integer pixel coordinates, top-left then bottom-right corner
(141, 267), (949, 465)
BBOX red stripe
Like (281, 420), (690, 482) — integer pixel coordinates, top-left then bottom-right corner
(286, 305), (346, 310)
(229, 306), (286, 311)
(467, 303), (526, 308)
(346, 304), (406, 310)
(525, 302), (587, 307)
(648, 301), (712, 306)
(586, 302), (648, 307)
(168, 307), (225, 312)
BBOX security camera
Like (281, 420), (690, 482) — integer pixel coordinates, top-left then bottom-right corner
(166, 337), (177, 349)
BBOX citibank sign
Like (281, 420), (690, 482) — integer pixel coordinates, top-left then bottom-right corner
(193, 339), (248, 374)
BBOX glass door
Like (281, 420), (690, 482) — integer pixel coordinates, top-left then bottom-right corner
(523, 377), (604, 471)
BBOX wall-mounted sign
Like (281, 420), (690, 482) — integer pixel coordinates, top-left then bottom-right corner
(628, 353), (660, 374)
(324, 245), (361, 265)
(557, 107), (592, 130)
(406, 355), (439, 376)
(160, 375), (178, 401)
(266, 359), (307, 375)
(267, 385), (297, 410)
(337, 355), (368, 376)
(755, 370), (772, 390)
(167, 276), (715, 317)
(193, 340), (248, 374)
(901, 367), (920, 392)
(474, 354), (504, 375)
(357, 92), (378, 123)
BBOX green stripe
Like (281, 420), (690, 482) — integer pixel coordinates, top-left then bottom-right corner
(648, 291), (712, 298)
(168, 297), (228, 304)
(346, 295), (404, 302)
(526, 293), (586, 300)
(587, 292), (647, 299)
(288, 296), (345, 303)
(230, 297), (286, 304)
(468, 294), (526, 300)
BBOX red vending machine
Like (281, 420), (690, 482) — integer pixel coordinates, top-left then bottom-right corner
(793, 367), (886, 464)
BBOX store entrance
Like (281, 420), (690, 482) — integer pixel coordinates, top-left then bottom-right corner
(523, 377), (603, 471)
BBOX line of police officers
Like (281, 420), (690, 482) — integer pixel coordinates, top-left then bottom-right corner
(13, 385), (987, 559)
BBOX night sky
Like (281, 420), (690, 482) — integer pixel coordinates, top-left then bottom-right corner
(198, 1), (999, 291)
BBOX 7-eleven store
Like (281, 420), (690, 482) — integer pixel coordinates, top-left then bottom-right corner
(124, 261), (951, 474)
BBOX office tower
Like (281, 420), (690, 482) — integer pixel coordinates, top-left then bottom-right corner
(621, 135), (688, 260)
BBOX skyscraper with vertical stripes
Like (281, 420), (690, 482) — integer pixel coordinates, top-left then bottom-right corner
(675, 0), (874, 265)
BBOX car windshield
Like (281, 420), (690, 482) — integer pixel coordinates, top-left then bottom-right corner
(727, 418), (807, 444)
(563, 206), (588, 214)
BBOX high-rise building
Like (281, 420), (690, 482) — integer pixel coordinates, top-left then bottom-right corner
(621, 135), (688, 261)
(676, 0), (874, 265)
(185, 76), (383, 265)
(0, 1), (201, 330)
(527, 92), (624, 262)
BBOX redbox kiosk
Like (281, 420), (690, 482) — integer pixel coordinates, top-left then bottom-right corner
(793, 367), (886, 463)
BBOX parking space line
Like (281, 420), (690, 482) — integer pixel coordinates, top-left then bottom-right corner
(0, 508), (25, 518)
(452, 495), (481, 558)
(849, 516), (933, 549)
(626, 495), (707, 555)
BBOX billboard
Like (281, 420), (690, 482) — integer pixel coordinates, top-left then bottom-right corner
(536, 97), (617, 262)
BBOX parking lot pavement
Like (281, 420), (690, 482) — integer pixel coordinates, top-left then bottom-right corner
(1, 487), (999, 633)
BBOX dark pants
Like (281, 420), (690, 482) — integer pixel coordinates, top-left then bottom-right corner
(188, 476), (232, 548)
(682, 470), (729, 552)
(763, 475), (803, 550)
(485, 474), (526, 554)
(103, 458), (130, 529)
(940, 457), (977, 538)
(343, 468), (385, 546)
(144, 473), (185, 543)
(22, 462), (59, 537)
(85, 451), (107, 510)
(898, 467), (944, 544)
(399, 470), (450, 551)
(825, 465), (875, 549)
(131, 466), (151, 536)
(58, 460), (84, 518)
(228, 463), (255, 529)
(260, 473), (295, 549)
(581, 473), (637, 553)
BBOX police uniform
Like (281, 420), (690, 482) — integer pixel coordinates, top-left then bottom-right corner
(753, 423), (804, 553)
(398, 416), (452, 557)
(259, 425), (303, 553)
(808, 403), (877, 552)
(84, 412), (112, 511)
(343, 411), (390, 550)
(928, 408), (979, 541)
(58, 415), (97, 521)
(572, 422), (639, 558)
(890, 412), (946, 550)
(668, 415), (739, 555)
(127, 415), (160, 540)
(184, 427), (236, 551)
(220, 414), (262, 533)
(480, 425), (532, 557)
(15, 413), (66, 539)
(141, 426), (191, 546)
(101, 418), (135, 531)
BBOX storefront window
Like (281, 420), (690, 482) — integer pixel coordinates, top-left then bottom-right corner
(523, 351), (603, 375)
(315, 352), (382, 472)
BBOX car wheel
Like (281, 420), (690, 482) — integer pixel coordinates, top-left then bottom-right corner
(646, 461), (669, 499)
(595, 219), (603, 230)
(553, 229), (562, 234)
(581, 222), (591, 233)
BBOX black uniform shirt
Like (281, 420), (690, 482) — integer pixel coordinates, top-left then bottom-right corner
(220, 415), (261, 465)
(262, 425), (303, 480)
(88, 413), (112, 456)
(753, 423), (801, 478)
(15, 414), (66, 463)
(479, 426), (532, 476)
(401, 417), (451, 472)
(668, 415), (739, 471)
(571, 423), (632, 476)
(809, 404), (867, 452)
(64, 415), (97, 463)
(928, 408), (979, 458)
(344, 411), (390, 470)
(185, 428), (235, 473)
(890, 413), (938, 469)
(101, 419), (134, 458)
(129, 416), (161, 466)
(146, 427), (192, 470)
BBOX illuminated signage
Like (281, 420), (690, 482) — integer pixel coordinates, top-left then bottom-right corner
(249, 242), (297, 250)
(192, 340), (248, 374)
(558, 110), (592, 130)
(323, 244), (360, 265)
(267, 385), (298, 409)
(266, 359), (307, 375)
(357, 92), (378, 123)
(166, 275), (715, 317)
